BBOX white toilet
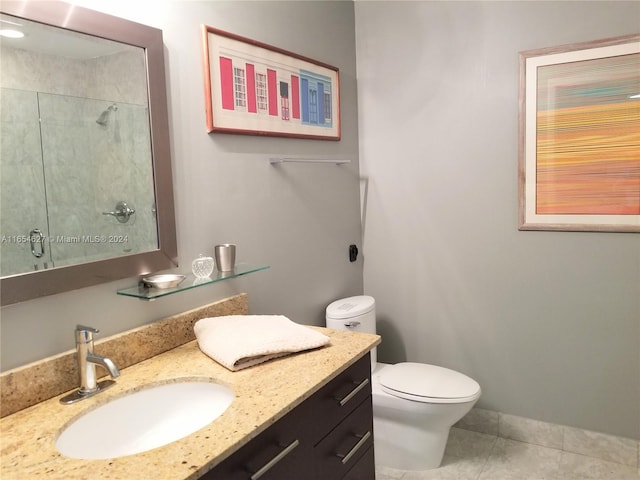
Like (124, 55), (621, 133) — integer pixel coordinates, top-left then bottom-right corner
(326, 295), (481, 471)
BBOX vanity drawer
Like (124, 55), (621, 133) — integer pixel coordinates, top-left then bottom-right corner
(313, 397), (374, 480)
(343, 446), (375, 480)
(311, 353), (372, 443)
(202, 401), (312, 480)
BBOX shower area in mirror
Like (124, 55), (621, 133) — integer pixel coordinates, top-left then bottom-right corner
(0, 88), (158, 276)
(0, 22), (160, 278)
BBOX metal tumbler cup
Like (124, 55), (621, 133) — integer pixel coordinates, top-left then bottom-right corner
(214, 244), (236, 272)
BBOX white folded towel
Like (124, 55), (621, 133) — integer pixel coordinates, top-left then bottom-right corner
(194, 315), (331, 371)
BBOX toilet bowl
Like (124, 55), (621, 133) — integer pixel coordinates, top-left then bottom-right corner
(326, 296), (481, 471)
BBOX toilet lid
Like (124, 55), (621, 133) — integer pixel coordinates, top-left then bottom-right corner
(326, 295), (375, 319)
(379, 362), (480, 404)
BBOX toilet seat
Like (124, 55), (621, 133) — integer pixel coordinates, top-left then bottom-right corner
(379, 362), (481, 404)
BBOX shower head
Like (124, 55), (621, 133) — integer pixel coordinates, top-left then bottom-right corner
(96, 104), (118, 126)
(96, 110), (109, 126)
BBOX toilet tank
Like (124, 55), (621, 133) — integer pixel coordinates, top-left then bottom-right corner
(326, 295), (377, 369)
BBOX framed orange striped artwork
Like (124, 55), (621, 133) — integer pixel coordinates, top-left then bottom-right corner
(519, 34), (640, 232)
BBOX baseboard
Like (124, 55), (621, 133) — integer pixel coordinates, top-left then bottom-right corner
(455, 408), (639, 469)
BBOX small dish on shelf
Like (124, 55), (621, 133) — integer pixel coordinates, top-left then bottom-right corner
(141, 274), (186, 289)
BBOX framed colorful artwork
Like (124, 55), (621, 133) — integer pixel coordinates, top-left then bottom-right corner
(518, 34), (640, 232)
(201, 25), (340, 140)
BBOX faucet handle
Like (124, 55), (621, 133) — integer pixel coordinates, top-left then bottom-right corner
(75, 324), (99, 343)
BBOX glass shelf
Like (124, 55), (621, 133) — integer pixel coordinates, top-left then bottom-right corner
(116, 263), (270, 300)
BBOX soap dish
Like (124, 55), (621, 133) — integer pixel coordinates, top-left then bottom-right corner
(141, 274), (186, 289)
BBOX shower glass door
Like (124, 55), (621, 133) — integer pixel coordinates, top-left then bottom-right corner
(0, 87), (51, 276)
(0, 89), (158, 276)
(39, 93), (157, 268)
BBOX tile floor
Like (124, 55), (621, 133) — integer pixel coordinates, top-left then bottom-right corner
(375, 427), (640, 480)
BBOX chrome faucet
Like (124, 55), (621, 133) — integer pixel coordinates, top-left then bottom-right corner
(60, 325), (120, 404)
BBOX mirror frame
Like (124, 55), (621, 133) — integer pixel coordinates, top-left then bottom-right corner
(0, 0), (178, 306)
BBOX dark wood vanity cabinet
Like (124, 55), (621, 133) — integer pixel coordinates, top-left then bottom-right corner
(310, 352), (375, 480)
(201, 353), (375, 480)
(201, 398), (313, 480)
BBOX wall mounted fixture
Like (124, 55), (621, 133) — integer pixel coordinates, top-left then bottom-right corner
(96, 104), (117, 126)
(102, 201), (135, 223)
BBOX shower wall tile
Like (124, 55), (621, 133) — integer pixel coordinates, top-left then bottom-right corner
(91, 50), (147, 105)
(1, 47), (90, 97)
(2, 46), (146, 106)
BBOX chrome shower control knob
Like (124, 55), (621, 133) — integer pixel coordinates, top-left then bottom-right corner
(102, 201), (135, 223)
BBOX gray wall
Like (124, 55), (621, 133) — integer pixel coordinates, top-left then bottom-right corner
(355, 1), (639, 439)
(2, 0), (637, 443)
(0, 1), (362, 369)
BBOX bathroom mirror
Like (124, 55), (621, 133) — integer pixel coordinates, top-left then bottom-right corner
(0, 1), (177, 305)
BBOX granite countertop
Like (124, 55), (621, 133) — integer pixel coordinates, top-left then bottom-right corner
(0, 327), (380, 479)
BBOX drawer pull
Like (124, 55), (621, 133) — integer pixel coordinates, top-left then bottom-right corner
(336, 378), (370, 407)
(336, 431), (372, 465)
(249, 439), (299, 480)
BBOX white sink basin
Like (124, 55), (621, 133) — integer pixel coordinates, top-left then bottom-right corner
(56, 379), (234, 459)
